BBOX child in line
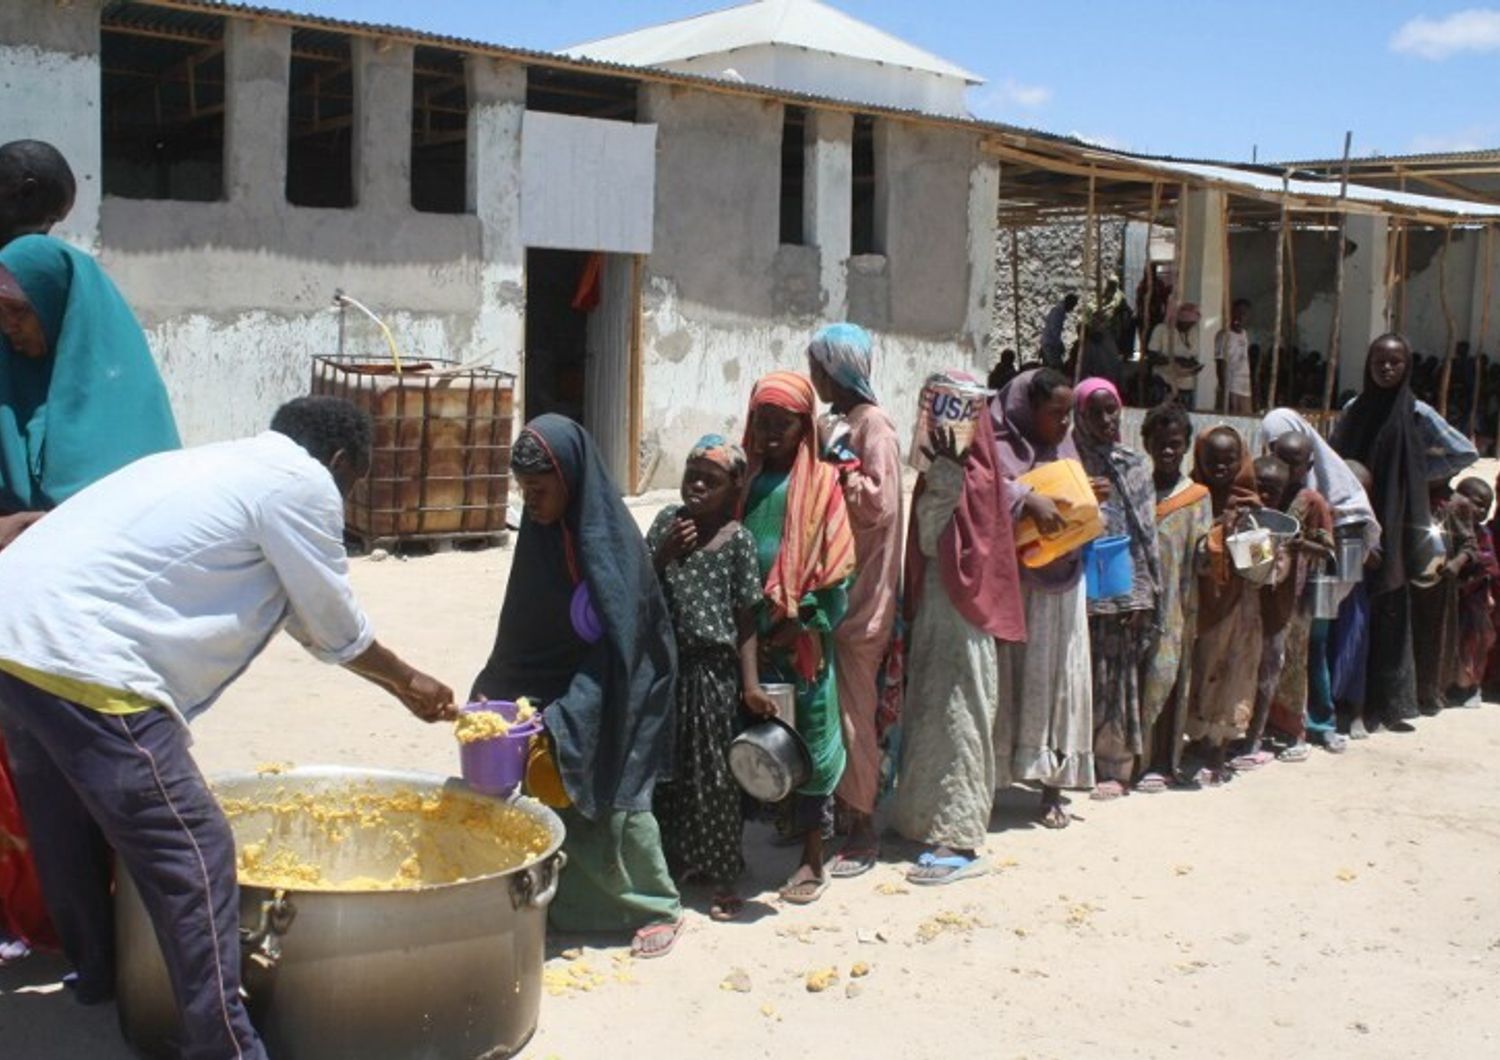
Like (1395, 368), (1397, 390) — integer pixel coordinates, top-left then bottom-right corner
(1184, 427), (1262, 786)
(1248, 452), (1335, 765)
(1332, 460), (1377, 737)
(1449, 477), (1495, 707)
(648, 436), (777, 922)
(1138, 402), (1213, 790)
(1413, 481), (1476, 715)
(741, 372), (855, 905)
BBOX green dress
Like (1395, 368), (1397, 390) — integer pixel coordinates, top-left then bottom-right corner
(743, 471), (849, 800)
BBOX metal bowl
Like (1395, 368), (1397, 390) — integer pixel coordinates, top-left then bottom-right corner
(1246, 508), (1301, 540)
(728, 717), (812, 803)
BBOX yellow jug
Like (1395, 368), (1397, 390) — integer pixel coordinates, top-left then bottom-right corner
(1012, 458), (1104, 568)
(525, 736), (572, 809)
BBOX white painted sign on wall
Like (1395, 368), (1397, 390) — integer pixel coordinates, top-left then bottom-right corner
(521, 112), (657, 254)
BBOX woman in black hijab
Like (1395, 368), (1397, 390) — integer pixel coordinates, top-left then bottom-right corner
(473, 415), (683, 956)
(1331, 334), (1432, 733)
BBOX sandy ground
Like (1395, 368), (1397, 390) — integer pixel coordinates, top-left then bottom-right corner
(5, 501), (1500, 1058)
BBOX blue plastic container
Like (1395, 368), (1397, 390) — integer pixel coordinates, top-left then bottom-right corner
(1084, 535), (1134, 600)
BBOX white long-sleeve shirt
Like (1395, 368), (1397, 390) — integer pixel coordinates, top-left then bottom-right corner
(0, 432), (374, 724)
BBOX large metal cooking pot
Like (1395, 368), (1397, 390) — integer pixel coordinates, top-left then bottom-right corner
(115, 766), (565, 1060)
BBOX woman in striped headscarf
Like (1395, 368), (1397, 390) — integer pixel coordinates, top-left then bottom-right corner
(741, 371), (856, 905)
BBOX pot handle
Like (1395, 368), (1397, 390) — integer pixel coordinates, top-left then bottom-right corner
(240, 890), (297, 971)
(509, 850), (567, 910)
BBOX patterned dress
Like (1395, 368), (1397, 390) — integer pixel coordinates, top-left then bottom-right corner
(647, 505), (764, 886)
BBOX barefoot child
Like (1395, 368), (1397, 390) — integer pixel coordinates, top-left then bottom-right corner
(741, 372), (855, 905)
(649, 437), (777, 921)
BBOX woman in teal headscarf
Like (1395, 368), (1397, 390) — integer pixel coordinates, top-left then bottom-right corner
(0, 233), (180, 524)
(0, 146), (178, 966)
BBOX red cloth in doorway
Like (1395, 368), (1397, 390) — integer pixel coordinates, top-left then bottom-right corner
(571, 253), (604, 312)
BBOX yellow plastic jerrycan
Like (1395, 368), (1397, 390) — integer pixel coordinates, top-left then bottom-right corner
(1012, 458), (1104, 568)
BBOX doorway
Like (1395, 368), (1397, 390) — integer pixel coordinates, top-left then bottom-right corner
(524, 248), (640, 489)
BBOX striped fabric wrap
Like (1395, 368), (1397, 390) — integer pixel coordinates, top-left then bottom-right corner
(743, 371), (857, 627)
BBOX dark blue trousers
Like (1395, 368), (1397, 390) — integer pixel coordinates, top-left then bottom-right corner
(0, 671), (266, 1060)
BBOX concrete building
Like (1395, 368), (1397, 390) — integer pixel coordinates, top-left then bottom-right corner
(1, 0), (1005, 490)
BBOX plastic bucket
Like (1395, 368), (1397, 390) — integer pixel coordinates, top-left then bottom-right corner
(459, 701), (541, 798)
(1084, 535), (1134, 600)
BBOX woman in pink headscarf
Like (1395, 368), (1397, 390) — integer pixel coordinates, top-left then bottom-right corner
(1072, 378), (1160, 799)
(892, 372), (1026, 884)
(991, 368), (1103, 829)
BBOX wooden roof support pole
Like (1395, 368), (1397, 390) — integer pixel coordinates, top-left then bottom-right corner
(1269, 174), (1290, 411)
(1438, 224), (1457, 419)
(1009, 224), (1023, 359)
(1219, 192), (1232, 413)
(1137, 180), (1162, 405)
(1075, 168), (1096, 383)
(1322, 132), (1353, 414)
(1469, 224), (1493, 439)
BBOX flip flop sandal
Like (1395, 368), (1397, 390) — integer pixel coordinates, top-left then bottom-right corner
(779, 871), (830, 906)
(907, 851), (990, 886)
(1229, 750), (1274, 771)
(1090, 781), (1128, 801)
(709, 895), (744, 922)
(1039, 803), (1071, 829)
(630, 919), (685, 959)
(1135, 773), (1169, 794)
(828, 847), (879, 879)
(1276, 743), (1312, 763)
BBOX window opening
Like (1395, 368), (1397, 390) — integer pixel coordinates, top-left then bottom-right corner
(411, 46), (468, 214)
(851, 115), (879, 255)
(286, 29), (353, 208)
(100, 2), (226, 202)
(780, 106), (807, 246)
(526, 68), (638, 122)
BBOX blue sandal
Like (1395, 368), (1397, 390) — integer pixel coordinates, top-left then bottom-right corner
(906, 850), (989, 886)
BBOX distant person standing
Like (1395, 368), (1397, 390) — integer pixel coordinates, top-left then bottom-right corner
(1215, 298), (1254, 414)
(1147, 302), (1204, 408)
(988, 348), (1019, 392)
(1040, 293), (1079, 369)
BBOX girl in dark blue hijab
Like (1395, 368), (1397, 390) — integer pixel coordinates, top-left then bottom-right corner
(473, 415), (683, 956)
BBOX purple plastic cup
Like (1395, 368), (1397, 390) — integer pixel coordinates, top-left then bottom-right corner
(458, 700), (541, 797)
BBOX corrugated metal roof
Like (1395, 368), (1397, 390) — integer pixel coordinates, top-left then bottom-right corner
(1284, 147), (1500, 168)
(562, 0), (982, 84)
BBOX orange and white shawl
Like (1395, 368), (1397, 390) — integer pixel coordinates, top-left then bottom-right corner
(742, 371), (857, 630)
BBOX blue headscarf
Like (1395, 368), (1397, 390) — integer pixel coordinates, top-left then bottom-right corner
(0, 234), (179, 511)
(687, 432), (747, 478)
(808, 322), (877, 406)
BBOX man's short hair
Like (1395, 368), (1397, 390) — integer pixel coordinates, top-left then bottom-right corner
(270, 396), (373, 471)
(0, 140), (76, 224)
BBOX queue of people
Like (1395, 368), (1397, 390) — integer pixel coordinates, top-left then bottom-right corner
(486, 326), (1488, 939)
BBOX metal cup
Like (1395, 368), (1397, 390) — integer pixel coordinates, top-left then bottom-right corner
(1336, 536), (1365, 583)
(760, 682), (796, 731)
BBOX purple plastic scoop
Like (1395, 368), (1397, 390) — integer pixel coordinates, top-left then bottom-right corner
(570, 582), (603, 644)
